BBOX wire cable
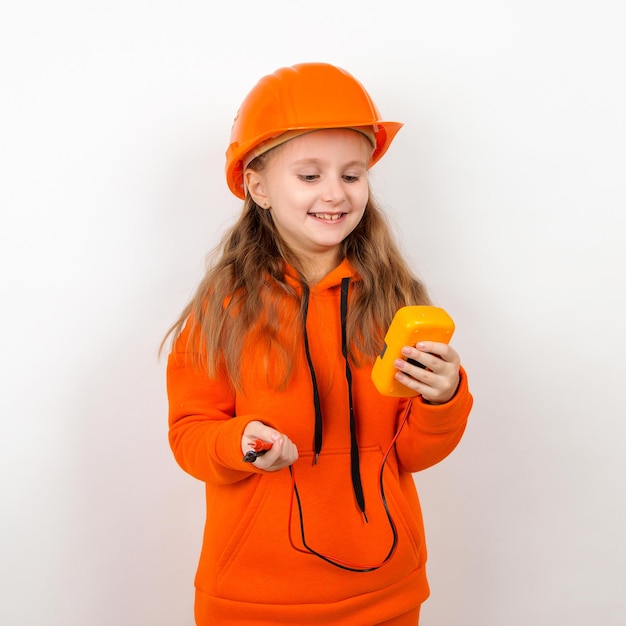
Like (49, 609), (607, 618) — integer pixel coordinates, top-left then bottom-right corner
(287, 399), (414, 572)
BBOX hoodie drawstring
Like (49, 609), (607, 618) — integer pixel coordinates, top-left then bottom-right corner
(340, 277), (367, 520)
(301, 285), (323, 466)
(301, 277), (367, 520)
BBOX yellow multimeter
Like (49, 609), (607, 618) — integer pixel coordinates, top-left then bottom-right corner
(371, 306), (455, 397)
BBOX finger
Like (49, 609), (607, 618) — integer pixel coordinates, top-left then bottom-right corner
(394, 349), (459, 392)
(254, 437), (299, 471)
(398, 352), (461, 401)
(393, 367), (427, 397)
(247, 437), (282, 469)
(253, 425), (282, 444)
(277, 438), (299, 465)
(258, 435), (284, 462)
(398, 348), (441, 375)
(394, 357), (434, 386)
(399, 345), (458, 374)
(242, 421), (281, 450)
(393, 367), (455, 404)
(412, 341), (460, 364)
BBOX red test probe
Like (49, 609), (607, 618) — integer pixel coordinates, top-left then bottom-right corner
(242, 439), (273, 463)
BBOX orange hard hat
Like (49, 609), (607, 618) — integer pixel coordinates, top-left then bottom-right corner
(225, 62), (404, 199)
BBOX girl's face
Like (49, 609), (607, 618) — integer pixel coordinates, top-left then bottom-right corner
(245, 129), (371, 278)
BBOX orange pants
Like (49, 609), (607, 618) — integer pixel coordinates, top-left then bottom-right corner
(194, 589), (420, 625)
(377, 606), (421, 625)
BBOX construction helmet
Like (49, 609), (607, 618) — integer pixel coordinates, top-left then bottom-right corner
(225, 62), (403, 199)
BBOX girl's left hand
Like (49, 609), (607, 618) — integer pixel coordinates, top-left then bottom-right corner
(394, 341), (461, 404)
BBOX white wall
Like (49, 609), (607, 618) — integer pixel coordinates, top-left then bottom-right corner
(1, 1), (624, 624)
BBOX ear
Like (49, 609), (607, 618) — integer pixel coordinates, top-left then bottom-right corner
(244, 169), (270, 208)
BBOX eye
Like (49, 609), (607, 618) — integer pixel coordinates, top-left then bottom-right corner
(343, 174), (360, 183)
(298, 174), (319, 182)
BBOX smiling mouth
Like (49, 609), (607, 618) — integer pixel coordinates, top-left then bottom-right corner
(310, 213), (344, 221)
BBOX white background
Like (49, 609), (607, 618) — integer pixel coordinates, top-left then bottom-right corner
(1, 1), (625, 624)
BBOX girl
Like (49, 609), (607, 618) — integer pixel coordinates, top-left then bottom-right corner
(164, 62), (473, 625)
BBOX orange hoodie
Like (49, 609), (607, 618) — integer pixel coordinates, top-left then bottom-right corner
(167, 260), (473, 625)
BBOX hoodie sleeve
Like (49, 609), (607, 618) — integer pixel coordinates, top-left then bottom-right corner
(166, 330), (267, 485)
(393, 366), (473, 473)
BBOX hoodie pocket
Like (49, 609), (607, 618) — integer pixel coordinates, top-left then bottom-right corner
(210, 446), (425, 604)
(211, 471), (297, 599)
(288, 446), (424, 571)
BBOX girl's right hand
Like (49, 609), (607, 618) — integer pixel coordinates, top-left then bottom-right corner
(241, 420), (299, 471)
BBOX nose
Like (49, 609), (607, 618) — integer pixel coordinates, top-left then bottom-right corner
(321, 175), (347, 204)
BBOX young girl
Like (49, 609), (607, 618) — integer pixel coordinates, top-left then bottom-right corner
(165, 62), (473, 626)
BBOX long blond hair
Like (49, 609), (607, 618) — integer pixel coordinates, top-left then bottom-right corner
(162, 157), (431, 391)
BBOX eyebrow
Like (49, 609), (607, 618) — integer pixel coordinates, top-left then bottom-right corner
(291, 158), (368, 168)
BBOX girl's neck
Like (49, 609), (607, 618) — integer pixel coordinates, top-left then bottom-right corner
(299, 252), (342, 286)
